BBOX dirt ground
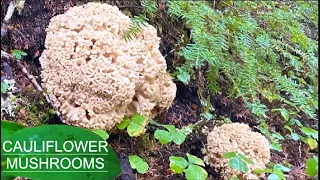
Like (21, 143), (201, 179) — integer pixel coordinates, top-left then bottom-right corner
(1, 0), (317, 180)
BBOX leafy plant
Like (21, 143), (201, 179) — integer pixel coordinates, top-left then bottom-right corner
(169, 153), (207, 180)
(150, 120), (193, 145)
(284, 122), (318, 149)
(116, 114), (148, 137)
(141, 0), (158, 17)
(299, 126), (318, 149)
(121, 15), (148, 42)
(258, 120), (283, 152)
(10, 49), (27, 60)
(254, 163), (291, 180)
(167, 1), (318, 158)
(223, 152), (254, 173)
(305, 156), (318, 177)
(128, 155), (149, 174)
(1, 82), (8, 94)
(91, 129), (109, 140)
(173, 67), (191, 85)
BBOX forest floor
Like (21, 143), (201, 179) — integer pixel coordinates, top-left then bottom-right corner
(1, 0), (317, 180)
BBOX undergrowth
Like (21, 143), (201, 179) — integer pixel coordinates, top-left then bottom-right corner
(166, 1), (318, 151)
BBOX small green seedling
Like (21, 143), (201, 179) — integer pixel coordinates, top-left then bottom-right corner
(222, 152), (254, 173)
(10, 49), (27, 60)
(254, 163), (291, 180)
(259, 120), (283, 152)
(174, 67), (190, 85)
(305, 156), (318, 177)
(1, 82), (8, 94)
(150, 120), (193, 145)
(116, 114), (148, 137)
(128, 155), (149, 174)
(169, 153), (207, 180)
(271, 108), (290, 121)
(300, 126), (318, 150)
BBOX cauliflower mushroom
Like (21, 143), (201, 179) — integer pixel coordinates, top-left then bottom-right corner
(204, 123), (270, 180)
(39, 2), (176, 130)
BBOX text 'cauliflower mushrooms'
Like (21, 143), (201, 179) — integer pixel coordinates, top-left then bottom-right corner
(204, 123), (270, 180)
(39, 3), (176, 130)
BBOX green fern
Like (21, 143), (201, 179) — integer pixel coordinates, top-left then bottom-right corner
(167, 0), (318, 124)
(121, 15), (148, 42)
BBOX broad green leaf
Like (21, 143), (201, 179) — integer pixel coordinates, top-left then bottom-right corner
(171, 129), (186, 145)
(128, 155), (139, 169)
(222, 152), (237, 159)
(11, 49), (27, 60)
(288, 119), (303, 127)
(1, 82), (8, 94)
(279, 109), (289, 121)
(273, 167), (286, 180)
(307, 138), (318, 149)
(149, 119), (161, 126)
(229, 157), (241, 170)
(128, 155), (149, 174)
(116, 117), (131, 129)
(274, 164), (291, 172)
(91, 129), (109, 140)
(228, 157), (249, 173)
(131, 114), (147, 126)
(1, 120), (25, 144)
(14, 54), (22, 60)
(291, 133), (300, 141)
(163, 125), (176, 132)
(238, 153), (254, 165)
(301, 127), (318, 140)
(11, 49), (27, 56)
(169, 156), (189, 173)
(306, 156), (318, 177)
(181, 125), (193, 136)
(284, 125), (293, 133)
(154, 130), (172, 144)
(300, 135), (308, 144)
(177, 71), (190, 85)
(271, 132), (285, 140)
(1, 125), (121, 180)
(238, 158), (249, 173)
(127, 122), (144, 137)
(295, 120), (303, 127)
(254, 169), (273, 174)
(268, 174), (281, 180)
(186, 153), (205, 166)
(184, 164), (208, 180)
(270, 142), (282, 152)
(136, 161), (148, 174)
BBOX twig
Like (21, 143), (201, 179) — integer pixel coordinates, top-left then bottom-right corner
(1, 1), (16, 37)
(163, 49), (175, 58)
(1, 50), (65, 123)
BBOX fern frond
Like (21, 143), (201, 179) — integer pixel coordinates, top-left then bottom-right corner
(121, 15), (148, 42)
